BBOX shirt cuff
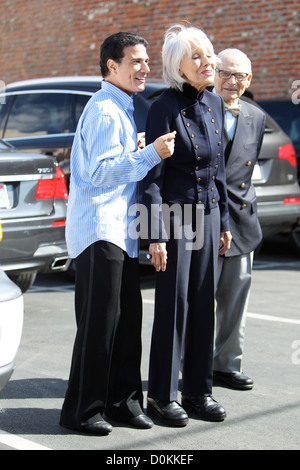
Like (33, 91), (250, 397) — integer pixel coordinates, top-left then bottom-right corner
(141, 143), (161, 168)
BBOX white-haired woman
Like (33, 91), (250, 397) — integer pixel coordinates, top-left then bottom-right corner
(143, 24), (232, 426)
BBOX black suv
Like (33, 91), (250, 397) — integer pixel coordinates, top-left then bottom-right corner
(1, 77), (300, 257)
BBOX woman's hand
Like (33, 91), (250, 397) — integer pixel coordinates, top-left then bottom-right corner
(148, 242), (167, 272)
(219, 231), (232, 255)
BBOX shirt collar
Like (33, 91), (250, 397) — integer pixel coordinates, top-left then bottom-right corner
(102, 80), (134, 112)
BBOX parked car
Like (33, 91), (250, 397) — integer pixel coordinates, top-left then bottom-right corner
(256, 98), (300, 178)
(0, 77), (164, 190)
(0, 267), (23, 391)
(1, 77), (300, 258)
(0, 139), (70, 291)
(256, 98), (300, 253)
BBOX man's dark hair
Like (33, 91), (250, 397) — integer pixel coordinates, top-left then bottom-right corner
(100, 32), (148, 77)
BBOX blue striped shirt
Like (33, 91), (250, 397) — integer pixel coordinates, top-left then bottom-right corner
(66, 80), (160, 259)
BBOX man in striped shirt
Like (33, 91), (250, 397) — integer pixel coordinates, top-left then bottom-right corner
(60, 32), (175, 435)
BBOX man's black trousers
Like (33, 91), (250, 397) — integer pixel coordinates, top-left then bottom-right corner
(60, 241), (144, 428)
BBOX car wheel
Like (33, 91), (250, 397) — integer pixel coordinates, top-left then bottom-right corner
(8, 272), (37, 293)
(289, 226), (300, 256)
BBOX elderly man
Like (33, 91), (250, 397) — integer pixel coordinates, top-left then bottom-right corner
(213, 49), (265, 390)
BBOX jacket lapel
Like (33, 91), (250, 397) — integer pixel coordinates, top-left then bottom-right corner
(226, 103), (253, 165)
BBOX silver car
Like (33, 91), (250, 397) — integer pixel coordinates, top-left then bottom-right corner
(0, 268), (23, 391)
(0, 139), (70, 292)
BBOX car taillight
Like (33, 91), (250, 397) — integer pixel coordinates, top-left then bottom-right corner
(52, 220), (66, 227)
(35, 167), (68, 200)
(278, 143), (297, 166)
(283, 197), (300, 204)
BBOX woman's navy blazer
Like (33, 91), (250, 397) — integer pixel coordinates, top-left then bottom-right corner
(143, 83), (230, 242)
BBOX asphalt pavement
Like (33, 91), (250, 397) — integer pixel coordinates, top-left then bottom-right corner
(0, 235), (299, 452)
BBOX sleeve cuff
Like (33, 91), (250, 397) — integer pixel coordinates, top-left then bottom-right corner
(141, 143), (161, 168)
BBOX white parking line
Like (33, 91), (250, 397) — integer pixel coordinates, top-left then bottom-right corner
(247, 312), (300, 325)
(28, 284), (75, 293)
(0, 429), (51, 450)
(142, 299), (300, 325)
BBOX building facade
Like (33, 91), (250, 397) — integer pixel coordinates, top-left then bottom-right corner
(0, 0), (299, 99)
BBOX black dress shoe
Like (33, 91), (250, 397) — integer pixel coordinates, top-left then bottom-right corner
(60, 415), (112, 435)
(147, 397), (189, 427)
(128, 413), (154, 429)
(105, 411), (154, 429)
(213, 371), (254, 390)
(182, 395), (227, 422)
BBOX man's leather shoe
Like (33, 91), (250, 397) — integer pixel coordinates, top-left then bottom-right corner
(214, 371), (254, 390)
(105, 411), (154, 429)
(147, 397), (189, 427)
(182, 395), (227, 422)
(60, 415), (112, 435)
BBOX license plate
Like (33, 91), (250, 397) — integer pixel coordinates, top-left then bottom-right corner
(0, 183), (10, 209)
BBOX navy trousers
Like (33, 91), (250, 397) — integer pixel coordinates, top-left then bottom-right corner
(148, 207), (220, 401)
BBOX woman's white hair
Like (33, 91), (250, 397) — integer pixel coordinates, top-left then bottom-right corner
(162, 24), (215, 91)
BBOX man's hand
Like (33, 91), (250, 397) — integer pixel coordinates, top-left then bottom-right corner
(149, 242), (167, 272)
(137, 132), (146, 149)
(153, 131), (176, 160)
(219, 231), (232, 255)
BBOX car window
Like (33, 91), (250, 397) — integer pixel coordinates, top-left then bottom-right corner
(3, 92), (71, 138)
(133, 86), (166, 133)
(0, 98), (11, 136)
(0, 138), (12, 150)
(258, 100), (300, 147)
(133, 95), (148, 132)
(72, 94), (91, 131)
(0, 103), (4, 132)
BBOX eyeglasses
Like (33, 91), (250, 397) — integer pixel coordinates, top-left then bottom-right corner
(216, 69), (249, 82)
